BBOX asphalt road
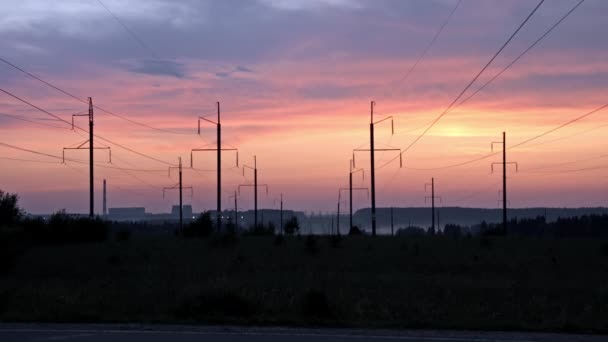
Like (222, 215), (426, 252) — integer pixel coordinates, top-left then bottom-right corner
(0, 324), (605, 342)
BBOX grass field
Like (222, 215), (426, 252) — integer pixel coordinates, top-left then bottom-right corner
(1, 235), (607, 333)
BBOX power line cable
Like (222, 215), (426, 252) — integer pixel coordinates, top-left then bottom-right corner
(0, 87), (176, 166)
(381, 0), (545, 168)
(0, 56), (191, 135)
(396, 0), (462, 86)
(452, 0), (585, 111)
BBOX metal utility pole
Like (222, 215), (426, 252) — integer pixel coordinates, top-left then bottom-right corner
(62, 97), (112, 217)
(425, 178), (442, 232)
(337, 201), (340, 236)
(353, 101), (401, 236)
(192, 101), (238, 232)
(349, 159), (365, 230)
(103, 179), (107, 217)
(179, 158), (183, 230)
(88, 98), (94, 217)
(390, 206), (394, 236)
(229, 190), (239, 229)
(166, 157), (193, 232)
(240, 156), (268, 228)
(491, 132), (518, 234)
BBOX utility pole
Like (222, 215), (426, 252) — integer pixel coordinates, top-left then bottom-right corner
(349, 159), (365, 230)
(62, 97), (111, 218)
(179, 157), (183, 230)
(280, 193), (283, 235)
(390, 206), (394, 236)
(88, 98), (94, 217)
(240, 156), (268, 229)
(103, 179), (107, 217)
(491, 132), (518, 234)
(192, 101), (238, 232)
(229, 190), (239, 230)
(425, 178), (442, 233)
(339, 186), (368, 234)
(337, 201), (340, 236)
(166, 157), (193, 233)
(353, 101), (401, 236)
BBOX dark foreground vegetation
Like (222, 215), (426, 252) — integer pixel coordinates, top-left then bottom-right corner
(1, 190), (608, 333)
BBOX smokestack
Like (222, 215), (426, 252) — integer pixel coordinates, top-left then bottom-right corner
(103, 179), (107, 217)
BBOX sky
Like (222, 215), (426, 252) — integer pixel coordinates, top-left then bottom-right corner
(1, 0), (607, 214)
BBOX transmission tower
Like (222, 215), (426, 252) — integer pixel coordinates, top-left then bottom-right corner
(425, 178), (442, 233)
(353, 101), (402, 235)
(191, 101), (238, 232)
(240, 155), (268, 228)
(62, 98), (111, 217)
(491, 132), (518, 234)
(165, 157), (193, 232)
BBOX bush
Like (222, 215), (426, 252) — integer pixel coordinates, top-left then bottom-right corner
(21, 211), (108, 244)
(183, 212), (214, 238)
(348, 225), (363, 235)
(396, 226), (425, 237)
(284, 216), (300, 235)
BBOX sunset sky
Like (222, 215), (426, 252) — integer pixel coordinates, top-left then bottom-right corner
(1, 0), (607, 214)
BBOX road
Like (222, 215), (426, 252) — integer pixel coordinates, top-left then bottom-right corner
(0, 324), (605, 342)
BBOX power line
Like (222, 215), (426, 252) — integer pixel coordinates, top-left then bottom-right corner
(384, 101), (608, 172)
(95, 0), (165, 66)
(452, 0), (585, 111)
(0, 56), (191, 135)
(396, 0), (462, 86)
(0, 112), (71, 129)
(381, 0), (545, 168)
(0, 141), (168, 172)
(0, 87), (176, 166)
(0, 156), (61, 164)
(509, 103), (608, 150)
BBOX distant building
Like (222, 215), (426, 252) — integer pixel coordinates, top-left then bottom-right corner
(108, 207), (146, 221)
(171, 205), (192, 219)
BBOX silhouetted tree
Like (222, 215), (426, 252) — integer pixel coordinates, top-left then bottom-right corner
(284, 216), (300, 235)
(183, 212), (214, 238)
(0, 190), (22, 226)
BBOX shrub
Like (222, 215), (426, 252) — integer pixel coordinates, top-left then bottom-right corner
(348, 225), (363, 235)
(25, 211), (109, 244)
